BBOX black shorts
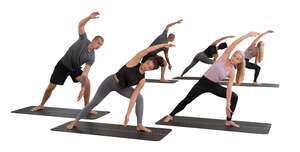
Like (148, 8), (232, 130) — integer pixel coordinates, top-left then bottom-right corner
(50, 61), (82, 85)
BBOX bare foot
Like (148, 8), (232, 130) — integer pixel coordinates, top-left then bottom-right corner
(89, 110), (98, 115)
(66, 120), (78, 130)
(163, 115), (173, 122)
(225, 121), (240, 128)
(136, 125), (152, 133)
(253, 82), (261, 86)
(160, 79), (171, 83)
(30, 105), (44, 112)
(180, 74), (184, 78)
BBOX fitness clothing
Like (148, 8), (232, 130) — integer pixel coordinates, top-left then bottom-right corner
(181, 51), (214, 76)
(245, 59), (261, 82)
(204, 45), (218, 58)
(60, 33), (95, 71)
(169, 76), (238, 121)
(142, 30), (169, 62)
(116, 63), (145, 88)
(76, 74), (144, 122)
(204, 60), (234, 83)
(244, 47), (257, 60)
(50, 61), (82, 85)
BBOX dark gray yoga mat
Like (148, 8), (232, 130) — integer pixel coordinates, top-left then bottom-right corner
(218, 81), (279, 88)
(146, 79), (178, 83)
(51, 121), (172, 141)
(173, 76), (229, 81)
(156, 116), (271, 134)
(11, 106), (110, 120)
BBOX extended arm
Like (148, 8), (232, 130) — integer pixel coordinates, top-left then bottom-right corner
(78, 12), (100, 35)
(124, 79), (145, 126)
(247, 30), (274, 50)
(126, 43), (175, 67)
(218, 32), (259, 62)
(164, 19), (183, 31)
(226, 71), (235, 118)
(211, 35), (235, 46)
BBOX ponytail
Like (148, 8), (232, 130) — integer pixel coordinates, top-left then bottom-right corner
(235, 51), (245, 85)
(257, 41), (264, 63)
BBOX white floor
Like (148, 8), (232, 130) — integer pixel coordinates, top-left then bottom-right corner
(1, 0), (299, 151)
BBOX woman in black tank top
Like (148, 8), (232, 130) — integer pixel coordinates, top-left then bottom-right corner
(67, 43), (175, 133)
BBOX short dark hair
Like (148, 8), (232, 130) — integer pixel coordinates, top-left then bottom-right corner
(93, 35), (104, 42)
(168, 33), (175, 40)
(148, 56), (164, 70)
(217, 42), (227, 50)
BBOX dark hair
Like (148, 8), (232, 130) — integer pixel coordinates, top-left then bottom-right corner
(93, 35), (104, 42)
(217, 42), (227, 50)
(148, 56), (164, 70)
(167, 33), (175, 40)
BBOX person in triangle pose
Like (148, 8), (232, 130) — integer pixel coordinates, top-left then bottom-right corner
(163, 32), (260, 128)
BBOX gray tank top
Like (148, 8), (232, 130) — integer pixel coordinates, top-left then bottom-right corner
(204, 60), (235, 83)
(244, 47), (257, 59)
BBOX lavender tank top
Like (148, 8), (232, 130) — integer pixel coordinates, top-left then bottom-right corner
(204, 60), (235, 83)
(244, 47), (257, 59)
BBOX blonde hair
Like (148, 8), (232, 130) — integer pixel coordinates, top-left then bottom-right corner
(235, 51), (245, 85)
(257, 41), (264, 63)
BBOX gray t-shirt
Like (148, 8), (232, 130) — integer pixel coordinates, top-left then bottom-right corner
(60, 33), (95, 71)
(148, 30), (169, 56)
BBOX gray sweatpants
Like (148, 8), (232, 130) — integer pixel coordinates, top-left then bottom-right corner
(181, 51), (214, 76)
(76, 74), (144, 123)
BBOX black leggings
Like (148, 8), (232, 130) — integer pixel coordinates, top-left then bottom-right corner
(170, 76), (238, 121)
(245, 59), (261, 82)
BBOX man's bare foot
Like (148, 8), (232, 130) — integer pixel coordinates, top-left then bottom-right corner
(89, 110), (98, 115)
(66, 120), (78, 130)
(160, 79), (171, 83)
(163, 115), (173, 122)
(136, 124), (152, 133)
(30, 105), (44, 112)
(253, 82), (261, 86)
(225, 121), (240, 128)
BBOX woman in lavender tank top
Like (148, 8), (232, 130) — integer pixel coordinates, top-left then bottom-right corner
(244, 30), (274, 85)
(163, 32), (259, 128)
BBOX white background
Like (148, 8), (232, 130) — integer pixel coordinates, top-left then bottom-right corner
(1, 0), (299, 151)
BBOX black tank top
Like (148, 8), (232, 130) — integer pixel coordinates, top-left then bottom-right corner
(116, 63), (145, 88)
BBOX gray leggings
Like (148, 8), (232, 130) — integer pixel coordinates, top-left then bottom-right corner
(181, 51), (214, 76)
(76, 74), (144, 123)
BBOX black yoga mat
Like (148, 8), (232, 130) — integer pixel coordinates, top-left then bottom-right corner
(173, 76), (229, 81)
(51, 121), (172, 141)
(11, 106), (110, 120)
(156, 116), (271, 134)
(218, 81), (279, 88)
(146, 79), (178, 83)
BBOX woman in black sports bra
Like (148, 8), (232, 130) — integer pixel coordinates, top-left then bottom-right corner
(67, 43), (175, 132)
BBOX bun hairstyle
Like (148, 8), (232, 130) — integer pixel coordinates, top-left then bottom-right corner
(257, 41), (264, 63)
(148, 56), (164, 70)
(217, 42), (228, 50)
(235, 51), (245, 86)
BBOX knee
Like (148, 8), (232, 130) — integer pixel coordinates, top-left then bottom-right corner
(136, 94), (144, 103)
(231, 92), (238, 102)
(47, 84), (56, 92)
(255, 65), (261, 71)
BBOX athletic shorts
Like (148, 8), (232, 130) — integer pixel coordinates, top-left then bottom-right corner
(50, 61), (82, 85)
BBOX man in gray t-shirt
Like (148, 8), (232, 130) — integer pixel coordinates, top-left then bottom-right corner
(142, 19), (183, 82)
(31, 12), (104, 113)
